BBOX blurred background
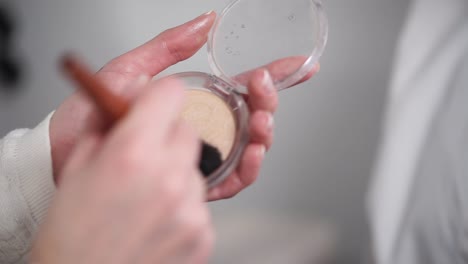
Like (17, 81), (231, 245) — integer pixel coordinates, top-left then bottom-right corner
(0, 0), (410, 263)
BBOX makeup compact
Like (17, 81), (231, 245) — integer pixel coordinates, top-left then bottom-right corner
(171, 0), (328, 188)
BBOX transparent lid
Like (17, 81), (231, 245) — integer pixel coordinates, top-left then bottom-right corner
(207, 0), (328, 93)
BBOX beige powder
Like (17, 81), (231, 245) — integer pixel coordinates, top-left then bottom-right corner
(181, 90), (236, 159)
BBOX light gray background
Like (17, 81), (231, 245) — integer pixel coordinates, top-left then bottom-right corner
(0, 0), (410, 263)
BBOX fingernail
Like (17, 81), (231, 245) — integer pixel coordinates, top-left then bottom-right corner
(315, 63), (321, 73)
(265, 113), (274, 131)
(268, 115), (274, 130)
(196, 10), (214, 20)
(258, 145), (266, 158)
(192, 11), (215, 31)
(203, 10), (215, 16)
(135, 75), (150, 86)
(262, 69), (275, 95)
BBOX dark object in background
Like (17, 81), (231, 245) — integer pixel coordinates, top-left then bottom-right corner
(0, 5), (21, 90)
(0, 57), (20, 86)
(199, 141), (223, 177)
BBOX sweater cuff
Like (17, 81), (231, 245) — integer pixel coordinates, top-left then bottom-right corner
(14, 112), (56, 225)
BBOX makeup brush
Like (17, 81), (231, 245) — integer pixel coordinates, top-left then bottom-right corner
(60, 54), (222, 177)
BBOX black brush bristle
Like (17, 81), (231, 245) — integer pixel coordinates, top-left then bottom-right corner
(199, 141), (222, 177)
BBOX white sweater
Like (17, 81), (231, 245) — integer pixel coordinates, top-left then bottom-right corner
(0, 113), (55, 264)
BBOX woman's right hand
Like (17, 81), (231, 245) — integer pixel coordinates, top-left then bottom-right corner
(31, 78), (214, 264)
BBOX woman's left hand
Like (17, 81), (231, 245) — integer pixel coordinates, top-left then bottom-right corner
(50, 11), (319, 201)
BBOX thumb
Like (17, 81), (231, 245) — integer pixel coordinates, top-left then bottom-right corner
(58, 133), (102, 186)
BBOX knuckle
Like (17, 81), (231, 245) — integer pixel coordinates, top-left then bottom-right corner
(270, 95), (279, 111)
(181, 208), (210, 240)
(173, 126), (199, 156)
(100, 60), (142, 76)
(160, 178), (187, 204)
(178, 123), (198, 142)
(115, 144), (145, 172)
(192, 234), (215, 264)
(256, 111), (269, 122)
(202, 228), (215, 252)
(160, 33), (184, 62)
(192, 173), (205, 191)
(198, 227), (216, 260)
(223, 190), (239, 200)
(193, 229), (215, 264)
(153, 181), (188, 219)
(111, 140), (163, 180)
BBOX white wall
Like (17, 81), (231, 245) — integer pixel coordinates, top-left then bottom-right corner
(0, 0), (410, 263)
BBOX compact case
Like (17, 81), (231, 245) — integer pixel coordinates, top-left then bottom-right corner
(169, 0), (328, 188)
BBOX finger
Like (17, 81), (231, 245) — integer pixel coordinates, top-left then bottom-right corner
(135, 171), (206, 263)
(185, 169), (206, 204)
(294, 63), (320, 86)
(187, 225), (215, 264)
(207, 144), (265, 200)
(248, 111), (274, 150)
(174, 203), (212, 262)
(235, 57), (320, 89)
(119, 75), (152, 101)
(167, 152), (206, 206)
(167, 121), (201, 172)
(60, 133), (102, 184)
(101, 11), (216, 78)
(148, 201), (211, 262)
(237, 143), (265, 187)
(206, 144), (265, 200)
(101, 78), (186, 162)
(247, 69), (278, 113)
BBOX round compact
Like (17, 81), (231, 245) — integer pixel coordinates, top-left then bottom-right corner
(171, 0), (328, 188)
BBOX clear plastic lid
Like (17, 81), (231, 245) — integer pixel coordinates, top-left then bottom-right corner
(207, 0), (328, 93)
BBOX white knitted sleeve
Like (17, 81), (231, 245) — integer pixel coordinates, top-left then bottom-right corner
(0, 113), (56, 264)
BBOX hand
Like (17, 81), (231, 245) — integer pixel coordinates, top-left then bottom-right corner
(50, 11), (319, 201)
(32, 79), (214, 264)
(50, 11), (217, 184)
(206, 59), (320, 200)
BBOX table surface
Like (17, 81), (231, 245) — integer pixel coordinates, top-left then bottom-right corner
(210, 210), (336, 264)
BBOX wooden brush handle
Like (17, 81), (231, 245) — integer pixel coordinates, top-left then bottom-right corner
(61, 54), (129, 123)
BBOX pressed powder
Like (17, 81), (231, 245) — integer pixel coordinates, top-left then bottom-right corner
(180, 89), (236, 159)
